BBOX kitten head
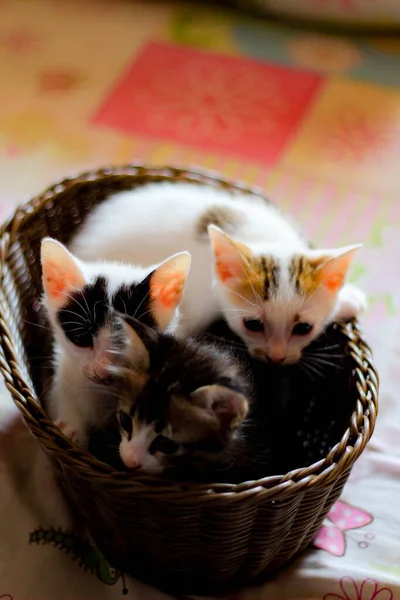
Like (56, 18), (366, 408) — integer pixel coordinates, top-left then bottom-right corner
(108, 315), (250, 475)
(41, 237), (191, 380)
(208, 225), (360, 365)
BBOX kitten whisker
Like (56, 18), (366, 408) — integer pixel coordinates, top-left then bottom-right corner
(306, 352), (345, 360)
(296, 360), (315, 382)
(221, 308), (253, 315)
(136, 307), (156, 322)
(120, 298), (128, 316)
(63, 292), (92, 324)
(80, 288), (93, 326)
(93, 299), (106, 323)
(133, 289), (151, 320)
(24, 320), (50, 331)
(307, 356), (344, 370)
(57, 307), (91, 325)
(310, 343), (341, 352)
(237, 251), (264, 311)
(299, 357), (323, 378)
(227, 287), (260, 312)
(57, 320), (88, 328)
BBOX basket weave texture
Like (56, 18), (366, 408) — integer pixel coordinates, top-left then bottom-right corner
(0, 165), (378, 595)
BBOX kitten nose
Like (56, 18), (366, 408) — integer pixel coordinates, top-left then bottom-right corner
(268, 353), (286, 364)
(123, 455), (141, 469)
(120, 446), (142, 470)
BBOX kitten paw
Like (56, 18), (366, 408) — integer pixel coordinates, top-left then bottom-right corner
(335, 284), (367, 321)
(55, 420), (78, 444)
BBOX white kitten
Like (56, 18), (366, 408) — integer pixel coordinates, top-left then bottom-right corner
(71, 182), (366, 364)
(40, 237), (191, 444)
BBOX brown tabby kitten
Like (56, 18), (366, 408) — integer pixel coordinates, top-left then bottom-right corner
(89, 314), (252, 477)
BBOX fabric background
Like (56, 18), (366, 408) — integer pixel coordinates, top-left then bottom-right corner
(0, 1), (399, 598)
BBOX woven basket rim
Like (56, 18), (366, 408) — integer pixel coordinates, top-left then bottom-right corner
(0, 163), (379, 500)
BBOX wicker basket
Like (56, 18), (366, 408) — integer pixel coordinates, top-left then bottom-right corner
(0, 164), (378, 595)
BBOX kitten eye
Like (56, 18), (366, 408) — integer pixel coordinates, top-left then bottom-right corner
(150, 435), (179, 455)
(292, 322), (313, 336)
(243, 318), (264, 333)
(118, 411), (133, 437)
(68, 331), (93, 348)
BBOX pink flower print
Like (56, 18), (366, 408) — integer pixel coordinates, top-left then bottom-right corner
(0, 29), (40, 53)
(318, 111), (399, 166)
(4, 144), (21, 158)
(138, 59), (290, 144)
(0, 595), (13, 599)
(323, 577), (393, 600)
(39, 69), (85, 93)
(313, 500), (373, 556)
(94, 42), (321, 163)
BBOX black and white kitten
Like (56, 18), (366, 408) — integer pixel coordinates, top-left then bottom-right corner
(40, 237), (191, 444)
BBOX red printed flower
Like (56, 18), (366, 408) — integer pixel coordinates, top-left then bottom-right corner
(315, 111), (399, 165)
(94, 42), (321, 163)
(0, 29), (40, 53)
(324, 577), (393, 600)
(39, 69), (85, 93)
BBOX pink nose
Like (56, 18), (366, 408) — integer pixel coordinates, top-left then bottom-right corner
(268, 354), (286, 364)
(120, 447), (142, 470)
(123, 455), (141, 469)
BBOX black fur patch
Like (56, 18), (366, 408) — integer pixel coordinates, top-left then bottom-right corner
(57, 272), (157, 347)
(112, 272), (156, 328)
(57, 276), (109, 347)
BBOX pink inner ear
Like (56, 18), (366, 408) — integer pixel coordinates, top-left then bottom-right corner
(215, 256), (236, 283)
(212, 395), (247, 429)
(151, 272), (185, 309)
(214, 248), (246, 283)
(44, 261), (81, 299)
(214, 404), (236, 428)
(325, 272), (344, 292)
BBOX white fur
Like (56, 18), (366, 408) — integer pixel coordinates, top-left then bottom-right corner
(70, 182), (365, 364)
(119, 423), (161, 473)
(70, 183), (306, 336)
(46, 258), (155, 445)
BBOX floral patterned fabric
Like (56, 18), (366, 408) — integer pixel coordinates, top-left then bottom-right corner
(0, 1), (399, 598)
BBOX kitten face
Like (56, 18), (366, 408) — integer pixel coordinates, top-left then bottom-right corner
(109, 316), (249, 474)
(41, 238), (191, 380)
(208, 226), (360, 365)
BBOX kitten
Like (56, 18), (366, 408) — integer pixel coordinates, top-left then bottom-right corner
(71, 181), (366, 365)
(40, 237), (191, 444)
(89, 314), (251, 477)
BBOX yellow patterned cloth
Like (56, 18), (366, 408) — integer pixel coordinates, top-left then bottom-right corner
(0, 1), (400, 598)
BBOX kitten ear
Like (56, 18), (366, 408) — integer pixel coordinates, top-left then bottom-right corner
(41, 237), (86, 309)
(191, 385), (249, 432)
(316, 244), (362, 293)
(148, 251), (191, 330)
(208, 225), (252, 286)
(109, 316), (152, 374)
(121, 320), (151, 372)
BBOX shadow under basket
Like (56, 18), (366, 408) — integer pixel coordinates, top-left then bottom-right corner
(0, 164), (378, 595)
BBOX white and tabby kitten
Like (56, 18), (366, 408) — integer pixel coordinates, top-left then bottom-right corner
(40, 237), (191, 444)
(71, 182), (366, 365)
(95, 315), (251, 475)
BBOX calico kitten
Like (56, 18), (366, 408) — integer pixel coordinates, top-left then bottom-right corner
(71, 182), (366, 365)
(40, 237), (191, 444)
(90, 315), (251, 476)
